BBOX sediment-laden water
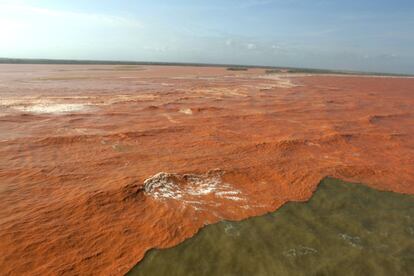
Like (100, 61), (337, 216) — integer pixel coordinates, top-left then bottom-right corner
(128, 178), (414, 275)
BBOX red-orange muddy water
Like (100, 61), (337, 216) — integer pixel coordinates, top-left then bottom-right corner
(0, 65), (413, 275)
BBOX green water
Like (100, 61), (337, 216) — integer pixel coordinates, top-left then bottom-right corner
(128, 178), (414, 276)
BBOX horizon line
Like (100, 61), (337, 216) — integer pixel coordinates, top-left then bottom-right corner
(0, 57), (412, 77)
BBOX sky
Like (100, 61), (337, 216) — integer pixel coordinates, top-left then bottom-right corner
(1, 0), (414, 74)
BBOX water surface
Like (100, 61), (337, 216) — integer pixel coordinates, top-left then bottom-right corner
(128, 178), (414, 275)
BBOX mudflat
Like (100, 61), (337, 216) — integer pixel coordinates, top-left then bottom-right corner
(0, 64), (413, 275)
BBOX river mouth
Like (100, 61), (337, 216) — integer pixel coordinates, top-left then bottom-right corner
(128, 178), (414, 275)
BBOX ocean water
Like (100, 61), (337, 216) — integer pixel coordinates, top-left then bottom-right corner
(128, 178), (414, 276)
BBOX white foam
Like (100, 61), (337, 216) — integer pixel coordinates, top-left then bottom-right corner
(179, 108), (193, 115)
(1, 94), (158, 115)
(221, 196), (244, 201)
(216, 191), (241, 196)
(143, 171), (246, 209)
(13, 103), (88, 114)
(257, 75), (299, 88)
(283, 246), (318, 257)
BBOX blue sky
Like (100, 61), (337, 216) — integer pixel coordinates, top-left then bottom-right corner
(1, 0), (413, 73)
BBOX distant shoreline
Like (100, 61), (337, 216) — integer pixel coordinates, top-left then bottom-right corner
(0, 57), (412, 77)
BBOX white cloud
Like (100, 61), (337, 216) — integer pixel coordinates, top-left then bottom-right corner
(0, 3), (143, 28)
(0, 18), (27, 39)
(0, 2), (146, 59)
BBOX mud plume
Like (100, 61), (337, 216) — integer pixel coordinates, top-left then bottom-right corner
(0, 65), (413, 275)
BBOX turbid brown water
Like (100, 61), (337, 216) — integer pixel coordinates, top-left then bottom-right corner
(129, 178), (414, 276)
(0, 65), (413, 274)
